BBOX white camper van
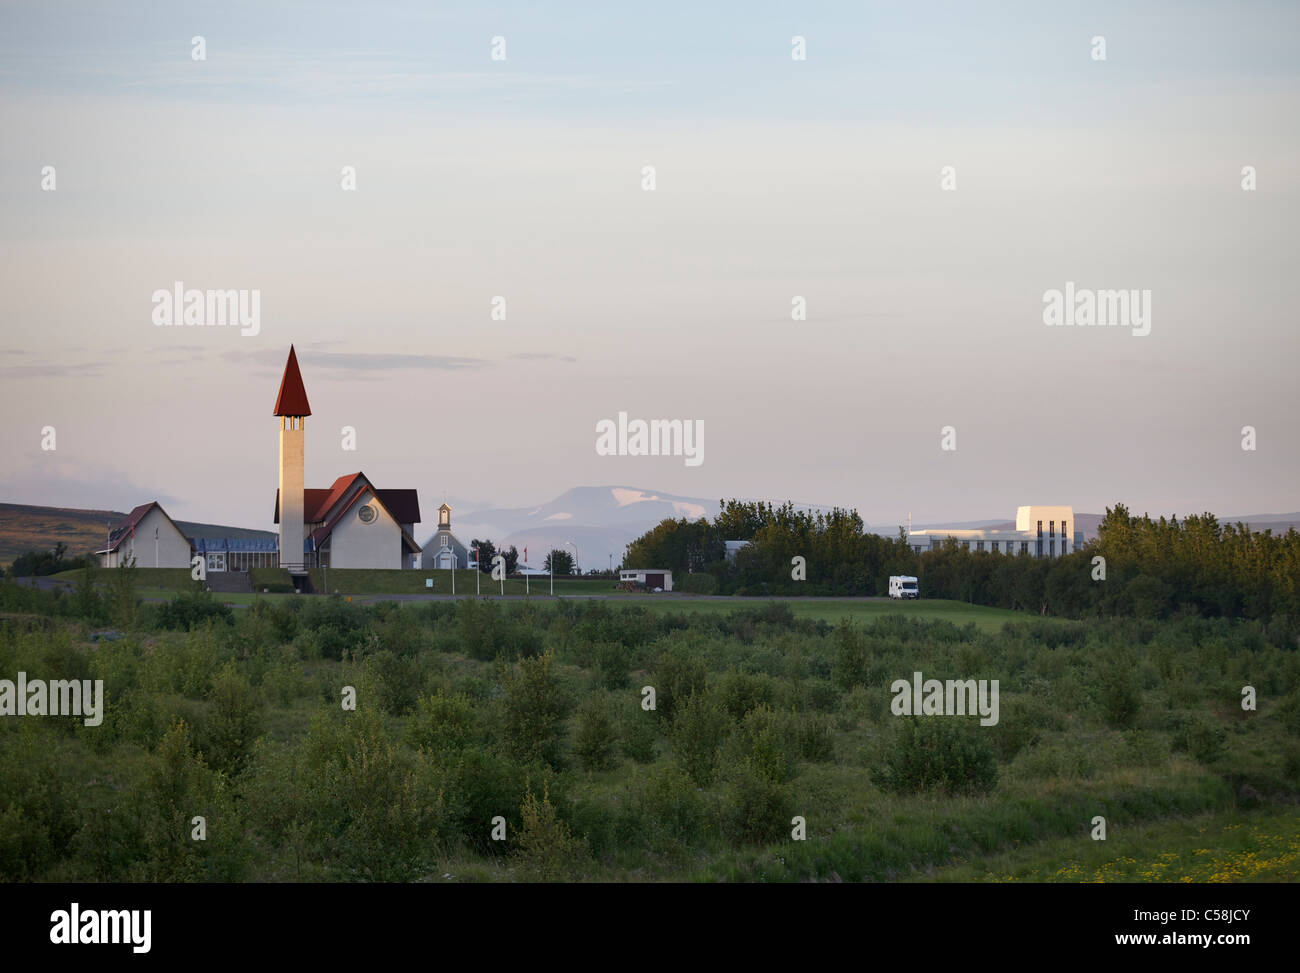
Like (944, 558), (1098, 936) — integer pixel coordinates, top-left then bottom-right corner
(889, 576), (919, 600)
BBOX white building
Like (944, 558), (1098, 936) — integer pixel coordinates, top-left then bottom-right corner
(619, 568), (673, 591)
(905, 505), (1082, 558)
(96, 501), (193, 568)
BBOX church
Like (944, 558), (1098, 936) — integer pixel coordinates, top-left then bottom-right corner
(272, 346), (422, 578)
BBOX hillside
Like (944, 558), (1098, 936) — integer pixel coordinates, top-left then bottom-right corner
(0, 502), (274, 567)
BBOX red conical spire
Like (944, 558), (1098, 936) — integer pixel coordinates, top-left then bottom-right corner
(273, 345), (312, 417)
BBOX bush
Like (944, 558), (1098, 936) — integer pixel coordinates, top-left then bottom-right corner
(618, 704), (659, 764)
(575, 693), (617, 771)
(831, 621), (868, 690)
(513, 786), (589, 882)
(499, 650), (569, 768)
(720, 763), (793, 845)
(871, 719), (998, 796)
(156, 590), (234, 630)
(652, 649), (708, 720)
(196, 662), (265, 775)
(638, 765), (709, 846)
(726, 705), (799, 784)
(301, 708), (445, 881)
(676, 572), (717, 595)
(1093, 645), (1142, 729)
(405, 690), (478, 755)
(671, 690), (730, 787)
(1172, 717), (1228, 764)
(590, 641), (629, 690)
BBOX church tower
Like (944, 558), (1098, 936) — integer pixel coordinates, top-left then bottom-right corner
(274, 345), (312, 572)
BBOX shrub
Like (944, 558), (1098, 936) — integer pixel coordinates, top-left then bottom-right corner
(676, 572), (717, 595)
(652, 648), (708, 720)
(590, 641), (630, 690)
(671, 689), (730, 787)
(726, 705), (799, 784)
(499, 650), (569, 768)
(618, 704), (659, 764)
(1092, 644), (1142, 729)
(720, 762), (793, 845)
(1172, 716), (1228, 764)
(831, 621), (868, 690)
(365, 650), (421, 716)
(871, 719), (998, 796)
(513, 786), (589, 882)
(575, 693), (617, 771)
(196, 662), (265, 775)
(156, 590), (234, 630)
(405, 689), (478, 755)
(301, 708), (445, 881)
(638, 765), (708, 846)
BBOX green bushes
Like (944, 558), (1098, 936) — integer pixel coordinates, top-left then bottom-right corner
(405, 689), (478, 755)
(156, 589), (234, 630)
(196, 662), (265, 775)
(512, 786), (590, 881)
(499, 650), (569, 768)
(872, 719), (998, 796)
(574, 693), (617, 771)
(670, 689), (730, 786)
(676, 572), (718, 595)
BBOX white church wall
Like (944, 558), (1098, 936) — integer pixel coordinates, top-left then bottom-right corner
(120, 507), (192, 568)
(330, 493), (403, 569)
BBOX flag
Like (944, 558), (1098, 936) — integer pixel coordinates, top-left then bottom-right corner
(523, 546), (528, 562)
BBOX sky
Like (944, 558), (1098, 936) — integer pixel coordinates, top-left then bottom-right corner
(1, 0), (1297, 533)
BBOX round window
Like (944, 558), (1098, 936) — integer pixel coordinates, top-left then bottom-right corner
(357, 504), (376, 524)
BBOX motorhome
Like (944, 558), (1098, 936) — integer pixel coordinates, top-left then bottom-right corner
(889, 575), (919, 600)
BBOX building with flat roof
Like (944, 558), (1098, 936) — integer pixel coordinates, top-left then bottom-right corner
(905, 505), (1082, 558)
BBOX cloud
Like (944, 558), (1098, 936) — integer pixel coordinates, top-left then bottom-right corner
(222, 348), (488, 372)
(508, 353), (578, 363)
(0, 359), (105, 379)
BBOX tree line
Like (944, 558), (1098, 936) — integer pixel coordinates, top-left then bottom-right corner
(623, 500), (1300, 624)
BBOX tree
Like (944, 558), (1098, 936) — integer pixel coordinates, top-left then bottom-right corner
(543, 549), (575, 575)
(502, 545), (519, 574)
(470, 539), (496, 574)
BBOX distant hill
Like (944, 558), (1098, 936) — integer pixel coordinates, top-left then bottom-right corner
(0, 502), (274, 567)
(453, 486), (842, 572)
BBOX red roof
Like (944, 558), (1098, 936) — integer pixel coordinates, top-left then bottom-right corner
(274, 473), (421, 526)
(273, 345), (312, 417)
(307, 486), (422, 555)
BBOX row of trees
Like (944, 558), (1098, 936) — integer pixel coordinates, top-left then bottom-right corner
(623, 500), (1300, 622)
(466, 539), (578, 576)
(2, 542), (88, 579)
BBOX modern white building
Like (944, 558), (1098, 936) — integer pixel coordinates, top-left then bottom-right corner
(905, 505), (1082, 558)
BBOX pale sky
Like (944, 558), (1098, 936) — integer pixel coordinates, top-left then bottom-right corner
(1, 0), (1297, 531)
